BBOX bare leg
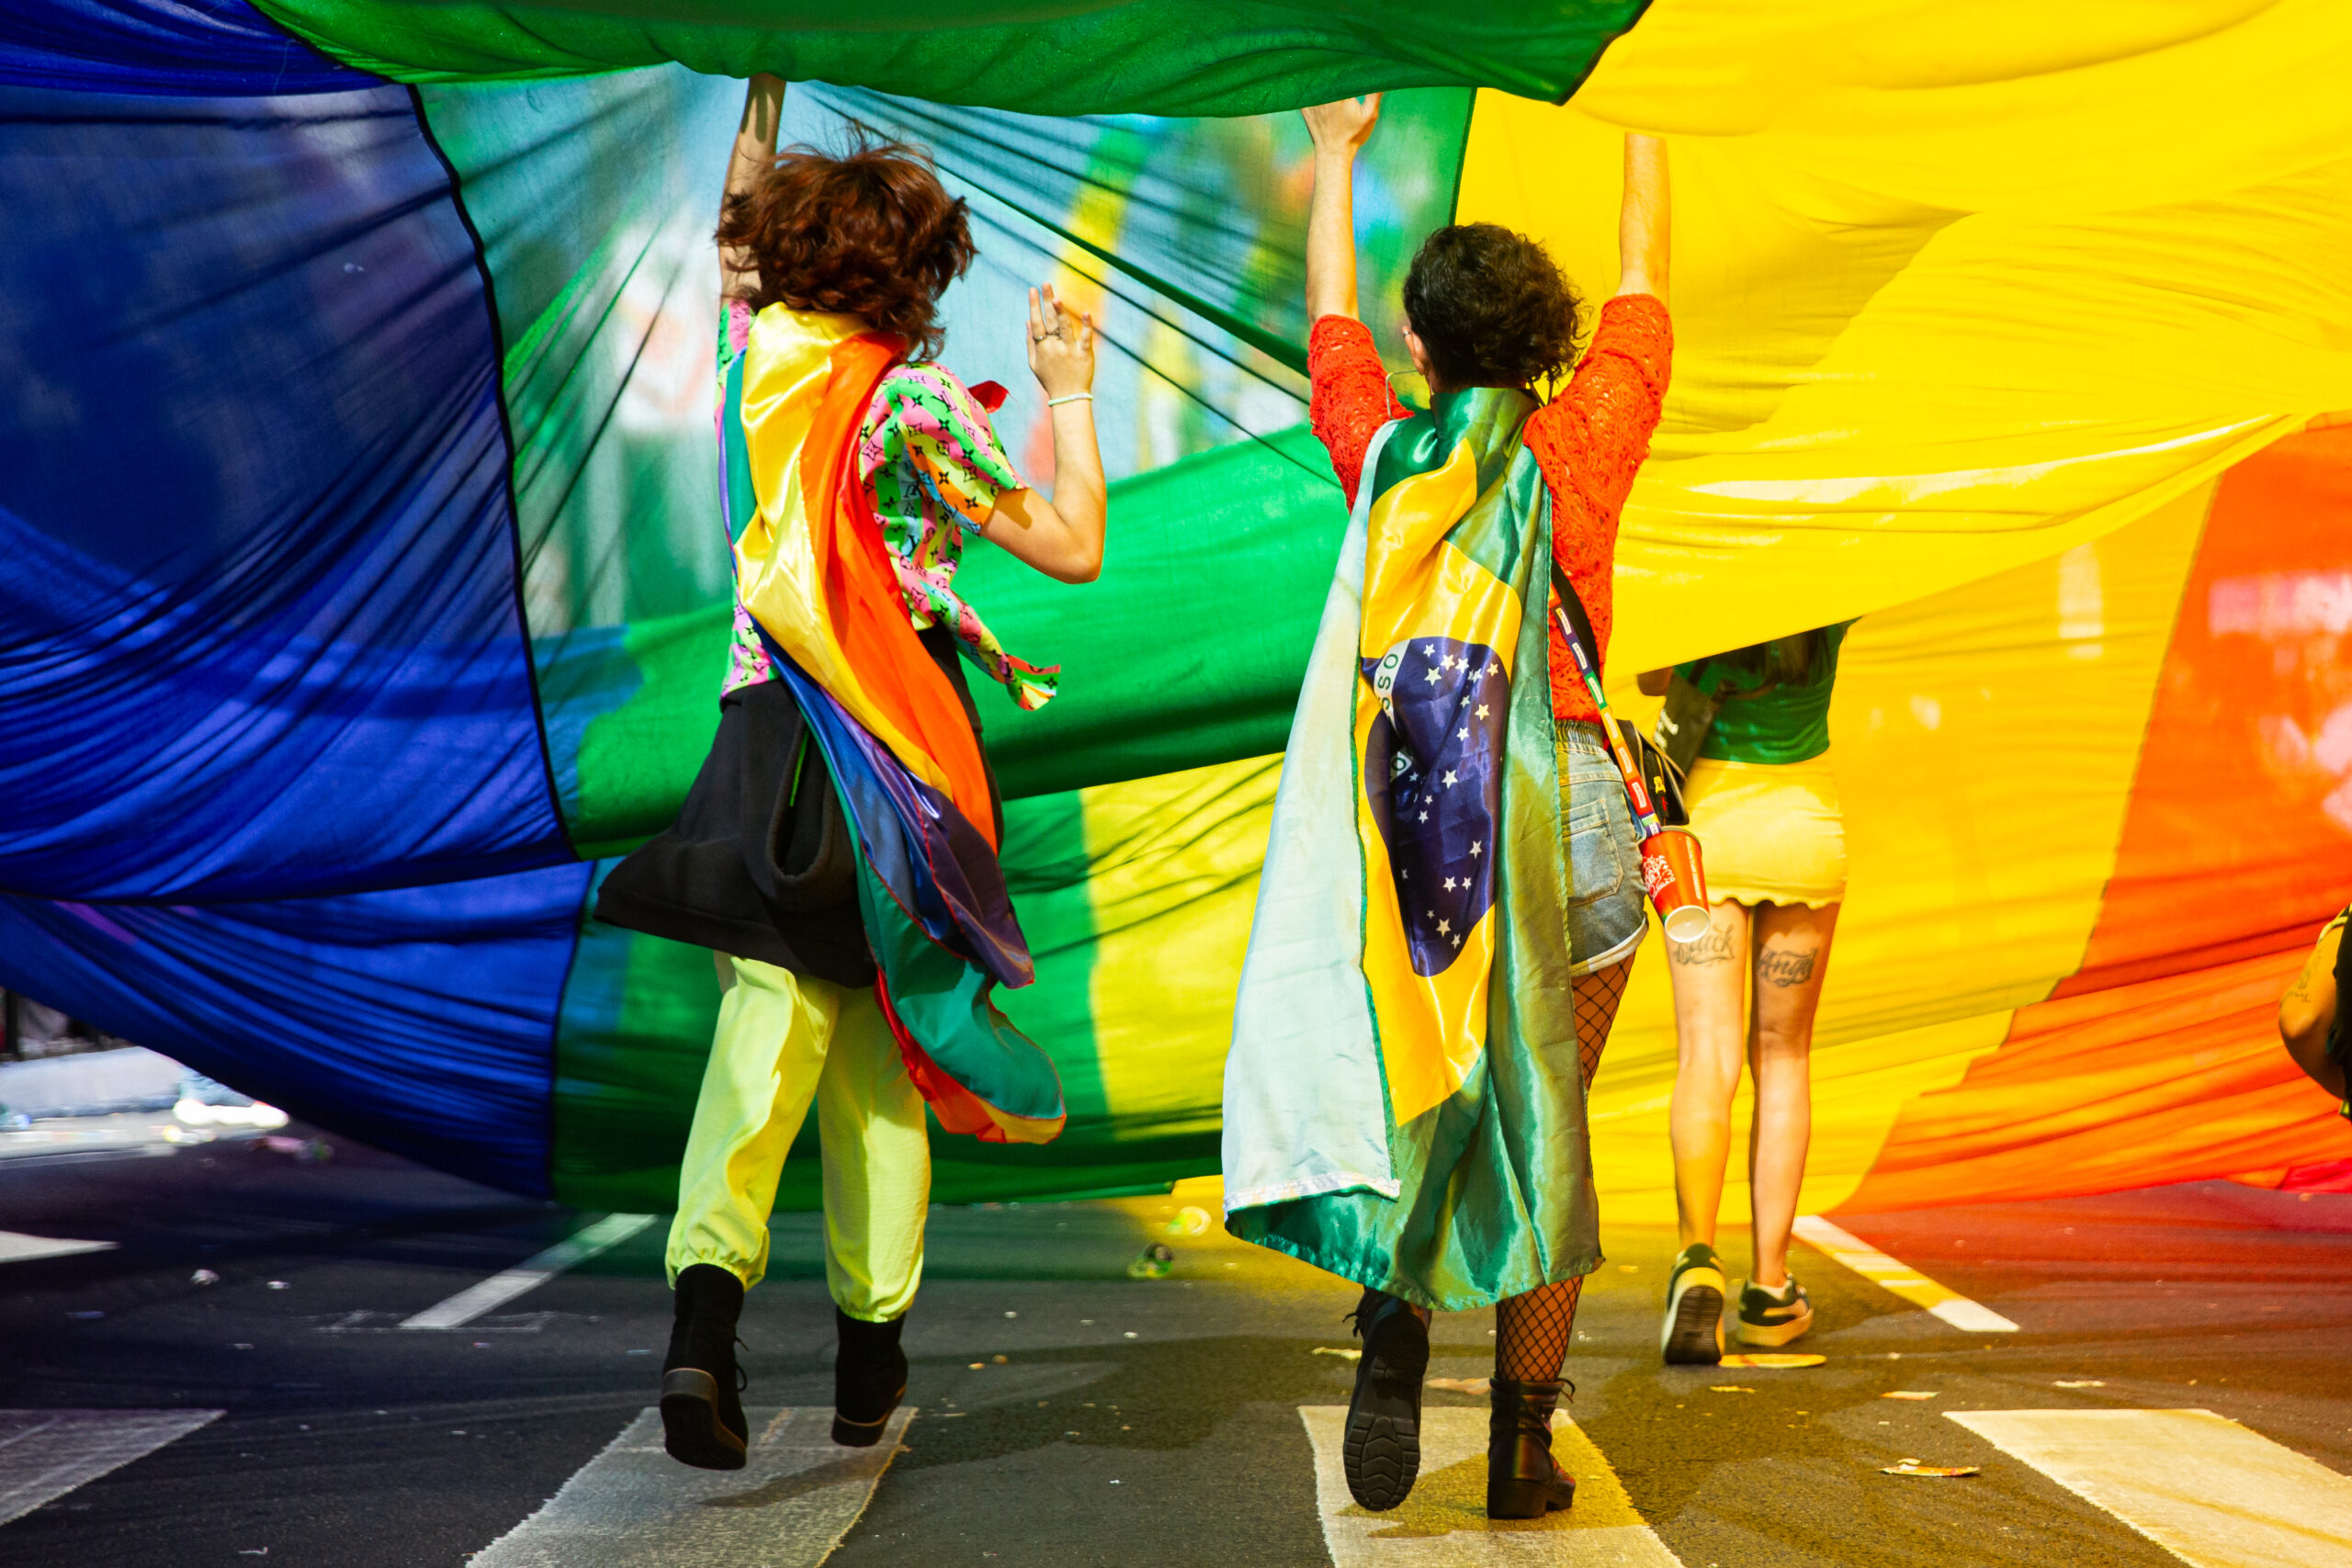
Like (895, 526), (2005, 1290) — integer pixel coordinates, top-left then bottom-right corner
(1493, 958), (1634, 1382)
(2280, 919), (2345, 1099)
(1745, 901), (1838, 1289)
(1666, 902), (1751, 1252)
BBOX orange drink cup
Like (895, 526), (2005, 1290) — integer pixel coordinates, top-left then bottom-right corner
(1639, 827), (1712, 944)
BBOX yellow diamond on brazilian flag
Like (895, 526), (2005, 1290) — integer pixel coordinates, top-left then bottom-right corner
(1355, 437), (1525, 1126)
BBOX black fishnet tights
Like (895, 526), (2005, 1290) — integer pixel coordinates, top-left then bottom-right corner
(1493, 956), (1633, 1384)
(1570, 955), (1630, 1089)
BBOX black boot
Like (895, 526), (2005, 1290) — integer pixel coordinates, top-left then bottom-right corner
(832, 1307), (907, 1448)
(1341, 1288), (1430, 1511)
(661, 1264), (748, 1471)
(1487, 1377), (1577, 1518)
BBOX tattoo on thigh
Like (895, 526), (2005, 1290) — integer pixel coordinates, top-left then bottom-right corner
(1671, 923), (1736, 966)
(1757, 948), (1817, 987)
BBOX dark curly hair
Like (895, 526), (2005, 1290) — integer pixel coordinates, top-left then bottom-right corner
(1401, 223), (1585, 392)
(718, 129), (974, 360)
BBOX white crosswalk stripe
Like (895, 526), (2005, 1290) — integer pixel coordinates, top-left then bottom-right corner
(1299, 1405), (1682, 1565)
(469, 1406), (910, 1567)
(1951, 1408), (2352, 1568)
(1792, 1214), (2018, 1331)
(0, 1230), (116, 1265)
(0, 1409), (221, 1527)
(402, 1213), (655, 1331)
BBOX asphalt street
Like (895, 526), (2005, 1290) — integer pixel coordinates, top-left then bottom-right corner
(4, 1129), (2350, 1566)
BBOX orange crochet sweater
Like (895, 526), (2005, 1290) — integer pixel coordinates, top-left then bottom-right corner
(1306, 295), (1672, 725)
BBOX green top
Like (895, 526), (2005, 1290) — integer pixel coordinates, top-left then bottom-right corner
(1675, 622), (1851, 766)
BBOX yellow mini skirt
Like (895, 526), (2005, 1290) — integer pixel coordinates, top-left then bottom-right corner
(1682, 750), (1848, 909)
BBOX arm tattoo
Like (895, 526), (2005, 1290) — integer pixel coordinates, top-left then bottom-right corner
(1757, 948), (1818, 988)
(1671, 924), (1736, 966)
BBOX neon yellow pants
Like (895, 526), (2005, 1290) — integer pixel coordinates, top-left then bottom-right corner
(665, 956), (930, 1322)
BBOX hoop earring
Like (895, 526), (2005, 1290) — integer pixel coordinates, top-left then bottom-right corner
(1385, 370), (1430, 407)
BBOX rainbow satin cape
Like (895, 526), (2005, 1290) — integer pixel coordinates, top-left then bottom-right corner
(726, 307), (1064, 1145)
(1222, 389), (1598, 1310)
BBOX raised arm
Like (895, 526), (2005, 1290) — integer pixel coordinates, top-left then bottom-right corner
(1302, 95), (1381, 324)
(720, 73), (786, 302)
(1616, 133), (1669, 303)
(983, 285), (1106, 584)
(2280, 917), (2346, 1100)
(1295, 96), (1404, 503)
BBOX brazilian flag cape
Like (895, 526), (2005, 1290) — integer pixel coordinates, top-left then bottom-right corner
(1222, 386), (1598, 1311)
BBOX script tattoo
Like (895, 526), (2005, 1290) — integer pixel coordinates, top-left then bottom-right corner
(1757, 947), (1818, 988)
(1671, 923), (1736, 966)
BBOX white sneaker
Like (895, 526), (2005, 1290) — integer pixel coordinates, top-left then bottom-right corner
(1735, 1276), (1815, 1347)
(1661, 1243), (1726, 1365)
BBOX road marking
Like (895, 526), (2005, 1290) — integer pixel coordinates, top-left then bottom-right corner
(0, 1409), (222, 1526)
(1300, 1405), (1681, 1564)
(321, 1310), (551, 1335)
(401, 1213), (655, 1331)
(470, 1406), (910, 1567)
(0, 1230), (117, 1264)
(1950, 1408), (2352, 1568)
(1792, 1214), (2018, 1332)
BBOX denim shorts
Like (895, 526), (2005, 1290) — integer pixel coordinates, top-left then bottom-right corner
(1558, 722), (1648, 976)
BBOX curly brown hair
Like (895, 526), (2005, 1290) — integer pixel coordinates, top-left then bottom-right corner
(1401, 223), (1586, 392)
(718, 129), (974, 360)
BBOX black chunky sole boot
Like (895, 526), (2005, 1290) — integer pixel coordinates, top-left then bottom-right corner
(1341, 1288), (1430, 1512)
(661, 1264), (749, 1471)
(1487, 1377), (1577, 1518)
(832, 1307), (908, 1448)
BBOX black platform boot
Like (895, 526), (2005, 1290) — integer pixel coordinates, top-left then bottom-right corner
(1487, 1377), (1577, 1518)
(1341, 1288), (1430, 1511)
(661, 1264), (749, 1471)
(832, 1307), (908, 1447)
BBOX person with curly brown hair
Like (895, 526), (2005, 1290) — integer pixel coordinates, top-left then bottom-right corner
(594, 73), (1106, 1472)
(1282, 95), (1671, 1519)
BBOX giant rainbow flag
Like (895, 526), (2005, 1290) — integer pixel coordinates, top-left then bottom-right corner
(5, 2), (2352, 1224)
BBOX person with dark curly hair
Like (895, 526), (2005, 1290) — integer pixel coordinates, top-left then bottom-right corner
(1287, 94), (1671, 1519)
(594, 74), (1106, 1472)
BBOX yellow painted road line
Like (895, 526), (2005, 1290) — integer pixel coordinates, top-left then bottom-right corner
(472, 1406), (910, 1566)
(1950, 1409), (2352, 1568)
(1300, 1405), (1682, 1564)
(400, 1213), (654, 1331)
(1792, 1214), (2018, 1332)
(0, 1409), (221, 1526)
(0, 1229), (115, 1264)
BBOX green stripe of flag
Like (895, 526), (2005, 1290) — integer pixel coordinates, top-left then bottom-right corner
(254, 0), (1649, 117)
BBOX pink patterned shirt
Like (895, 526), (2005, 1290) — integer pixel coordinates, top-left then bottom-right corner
(719, 299), (1057, 710)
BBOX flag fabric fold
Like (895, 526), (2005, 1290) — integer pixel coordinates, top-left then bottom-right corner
(241, 0), (1651, 117)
